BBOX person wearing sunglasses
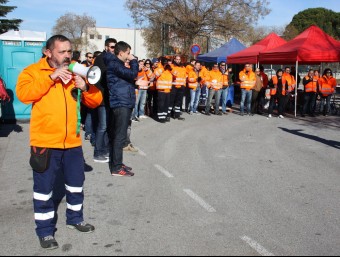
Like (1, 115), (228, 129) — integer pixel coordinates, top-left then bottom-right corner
(82, 52), (94, 67)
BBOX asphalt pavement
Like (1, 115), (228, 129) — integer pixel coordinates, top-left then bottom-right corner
(0, 110), (339, 256)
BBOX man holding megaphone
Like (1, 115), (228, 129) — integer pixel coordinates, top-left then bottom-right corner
(16, 35), (103, 250)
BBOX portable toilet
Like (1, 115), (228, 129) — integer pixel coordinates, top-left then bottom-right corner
(0, 30), (46, 122)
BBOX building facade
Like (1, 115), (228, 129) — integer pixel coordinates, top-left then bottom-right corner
(82, 27), (148, 60)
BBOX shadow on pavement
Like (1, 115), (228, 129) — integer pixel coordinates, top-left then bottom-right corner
(0, 123), (23, 137)
(278, 127), (340, 150)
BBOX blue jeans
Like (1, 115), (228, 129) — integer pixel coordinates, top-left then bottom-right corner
(134, 89), (147, 117)
(205, 89), (222, 114)
(221, 87), (229, 113)
(94, 105), (109, 157)
(240, 89), (253, 114)
(320, 95), (332, 115)
(190, 87), (201, 113)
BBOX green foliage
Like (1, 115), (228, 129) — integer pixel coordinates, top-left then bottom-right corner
(0, 0), (22, 34)
(284, 8), (340, 40)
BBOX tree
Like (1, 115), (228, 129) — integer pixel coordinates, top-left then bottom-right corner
(126, 0), (271, 56)
(52, 12), (96, 51)
(283, 8), (340, 40)
(0, 0), (22, 34)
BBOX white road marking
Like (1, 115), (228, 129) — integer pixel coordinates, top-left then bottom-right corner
(154, 164), (174, 178)
(241, 236), (275, 256)
(183, 189), (216, 213)
(135, 147), (147, 156)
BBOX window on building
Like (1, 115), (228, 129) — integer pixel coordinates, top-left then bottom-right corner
(98, 35), (102, 40)
(89, 34), (95, 40)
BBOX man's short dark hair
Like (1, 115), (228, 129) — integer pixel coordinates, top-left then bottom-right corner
(114, 41), (131, 56)
(72, 51), (81, 62)
(85, 52), (93, 57)
(105, 38), (117, 47)
(46, 35), (70, 51)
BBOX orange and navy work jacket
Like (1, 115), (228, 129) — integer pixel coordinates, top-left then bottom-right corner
(16, 57), (102, 149)
(239, 69), (256, 91)
(156, 70), (173, 93)
(172, 66), (187, 88)
(318, 75), (337, 96)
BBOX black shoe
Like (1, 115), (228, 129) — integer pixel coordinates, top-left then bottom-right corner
(216, 112), (222, 116)
(177, 117), (185, 121)
(39, 236), (59, 250)
(67, 222), (95, 233)
(301, 114), (306, 117)
(166, 117), (171, 122)
(240, 112), (244, 116)
(205, 112), (211, 116)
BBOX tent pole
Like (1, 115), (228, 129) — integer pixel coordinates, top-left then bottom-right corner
(295, 61), (299, 117)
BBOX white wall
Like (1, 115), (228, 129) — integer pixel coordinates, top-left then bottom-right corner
(82, 27), (148, 60)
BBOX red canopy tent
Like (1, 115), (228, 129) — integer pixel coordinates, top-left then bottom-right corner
(227, 33), (287, 65)
(258, 25), (340, 116)
(259, 25), (340, 64)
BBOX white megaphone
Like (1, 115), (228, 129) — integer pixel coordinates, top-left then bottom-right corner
(68, 62), (101, 85)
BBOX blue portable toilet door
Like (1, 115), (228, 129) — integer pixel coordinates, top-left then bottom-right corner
(3, 50), (38, 120)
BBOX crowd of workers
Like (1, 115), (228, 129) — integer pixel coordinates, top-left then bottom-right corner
(13, 34), (338, 251)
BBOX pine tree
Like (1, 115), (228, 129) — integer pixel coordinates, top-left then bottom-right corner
(0, 0), (22, 34)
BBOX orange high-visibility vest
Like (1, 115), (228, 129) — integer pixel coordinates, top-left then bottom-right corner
(172, 66), (187, 88)
(208, 70), (223, 90)
(222, 72), (229, 87)
(318, 75), (337, 96)
(137, 70), (149, 90)
(304, 75), (318, 93)
(270, 76), (287, 96)
(283, 73), (296, 93)
(239, 69), (256, 91)
(188, 69), (206, 90)
(156, 70), (173, 93)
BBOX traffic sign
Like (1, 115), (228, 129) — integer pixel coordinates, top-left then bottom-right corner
(191, 44), (201, 56)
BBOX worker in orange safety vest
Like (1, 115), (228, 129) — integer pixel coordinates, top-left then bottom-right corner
(318, 68), (337, 116)
(169, 55), (187, 120)
(301, 69), (318, 117)
(205, 63), (223, 116)
(239, 64), (256, 116)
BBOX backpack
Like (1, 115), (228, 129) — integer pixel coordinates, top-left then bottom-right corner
(0, 77), (10, 103)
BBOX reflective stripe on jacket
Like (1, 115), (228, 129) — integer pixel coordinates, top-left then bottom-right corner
(270, 76), (287, 96)
(239, 69), (256, 90)
(156, 70), (173, 93)
(303, 76), (318, 93)
(318, 75), (337, 96)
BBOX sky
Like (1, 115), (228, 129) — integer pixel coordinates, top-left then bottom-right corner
(5, 0), (340, 37)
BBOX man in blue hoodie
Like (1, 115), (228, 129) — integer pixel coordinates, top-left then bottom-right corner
(104, 41), (138, 177)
